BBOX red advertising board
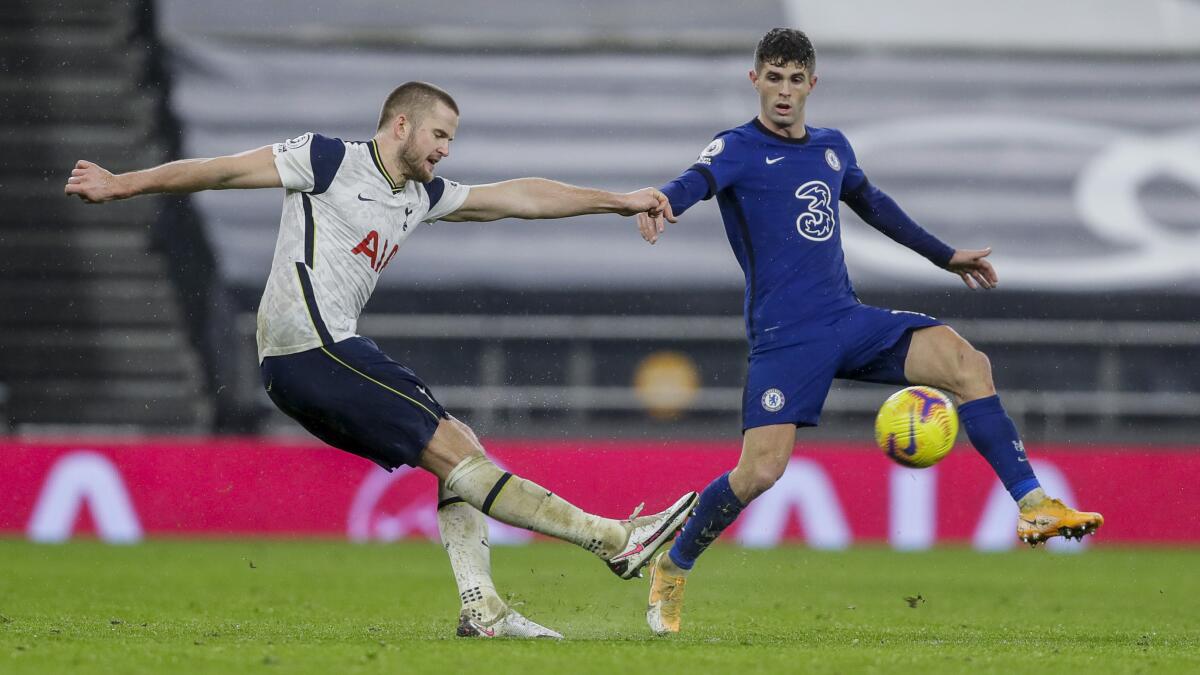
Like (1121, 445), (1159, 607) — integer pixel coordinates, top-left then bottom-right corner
(1, 439), (1196, 549)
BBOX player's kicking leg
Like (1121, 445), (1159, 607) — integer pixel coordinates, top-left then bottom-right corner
(904, 325), (1104, 547)
(648, 423), (795, 634)
(423, 416), (697, 582)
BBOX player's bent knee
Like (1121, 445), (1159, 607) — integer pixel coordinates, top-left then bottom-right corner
(971, 348), (993, 377)
(419, 417), (483, 479)
(734, 460), (788, 502)
(954, 346), (995, 400)
(447, 415), (484, 451)
(734, 424), (796, 501)
(961, 345), (992, 380)
(752, 464), (786, 496)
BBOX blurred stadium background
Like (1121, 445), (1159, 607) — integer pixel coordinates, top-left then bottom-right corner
(2, 0), (1199, 549)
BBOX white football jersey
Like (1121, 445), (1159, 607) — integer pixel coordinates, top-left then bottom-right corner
(255, 132), (470, 360)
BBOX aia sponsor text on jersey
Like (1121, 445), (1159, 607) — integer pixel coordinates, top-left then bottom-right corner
(351, 230), (399, 273)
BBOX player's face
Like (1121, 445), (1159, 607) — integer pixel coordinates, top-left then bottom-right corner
(399, 102), (458, 182)
(749, 62), (817, 131)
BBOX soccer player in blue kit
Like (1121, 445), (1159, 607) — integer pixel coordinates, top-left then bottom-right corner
(635, 29), (1105, 634)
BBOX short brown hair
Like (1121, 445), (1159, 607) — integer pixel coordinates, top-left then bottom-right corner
(376, 81), (459, 131)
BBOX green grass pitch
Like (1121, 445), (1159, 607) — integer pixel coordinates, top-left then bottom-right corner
(1, 540), (1197, 674)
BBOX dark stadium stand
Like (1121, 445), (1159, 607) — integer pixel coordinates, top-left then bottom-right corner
(0, 0), (213, 431)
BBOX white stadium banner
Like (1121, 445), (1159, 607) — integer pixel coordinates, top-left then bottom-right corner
(159, 0), (1200, 292)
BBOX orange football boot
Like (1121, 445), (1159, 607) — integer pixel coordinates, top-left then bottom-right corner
(646, 552), (688, 634)
(1018, 497), (1104, 547)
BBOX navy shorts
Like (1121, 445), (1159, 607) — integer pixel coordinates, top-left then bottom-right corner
(260, 337), (448, 470)
(742, 305), (942, 430)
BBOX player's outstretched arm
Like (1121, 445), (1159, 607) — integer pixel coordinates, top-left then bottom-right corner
(440, 178), (673, 222)
(64, 146), (282, 203)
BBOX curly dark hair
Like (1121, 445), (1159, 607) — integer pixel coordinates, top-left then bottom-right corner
(754, 28), (816, 73)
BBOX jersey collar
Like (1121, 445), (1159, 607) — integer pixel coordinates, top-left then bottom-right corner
(751, 118), (810, 145)
(368, 139), (406, 193)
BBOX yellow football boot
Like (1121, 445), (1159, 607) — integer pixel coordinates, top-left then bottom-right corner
(1018, 497), (1104, 547)
(646, 552), (688, 635)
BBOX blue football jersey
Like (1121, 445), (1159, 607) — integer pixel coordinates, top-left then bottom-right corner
(662, 118), (953, 353)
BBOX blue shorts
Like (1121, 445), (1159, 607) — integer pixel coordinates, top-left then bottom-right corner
(743, 305), (942, 430)
(260, 337), (448, 470)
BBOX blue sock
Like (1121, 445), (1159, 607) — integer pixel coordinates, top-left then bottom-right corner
(958, 394), (1040, 501)
(668, 472), (744, 571)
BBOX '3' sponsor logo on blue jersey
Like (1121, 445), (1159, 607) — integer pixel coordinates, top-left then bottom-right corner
(794, 180), (836, 242)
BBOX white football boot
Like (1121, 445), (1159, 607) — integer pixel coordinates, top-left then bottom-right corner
(606, 492), (699, 580)
(456, 607), (563, 639)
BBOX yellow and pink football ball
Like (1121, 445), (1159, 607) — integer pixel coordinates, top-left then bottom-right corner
(874, 386), (959, 468)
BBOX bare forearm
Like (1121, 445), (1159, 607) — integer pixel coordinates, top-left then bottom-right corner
(444, 177), (663, 223)
(502, 178), (625, 219)
(117, 157), (244, 197)
(65, 146), (279, 204)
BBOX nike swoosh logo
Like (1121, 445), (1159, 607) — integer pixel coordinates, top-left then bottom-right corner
(1017, 456), (1028, 462)
(612, 499), (693, 562)
(765, 156), (785, 165)
(357, 193), (376, 202)
(889, 415), (918, 457)
(610, 543), (644, 561)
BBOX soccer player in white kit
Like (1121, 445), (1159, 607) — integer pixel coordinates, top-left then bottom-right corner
(65, 81), (698, 639)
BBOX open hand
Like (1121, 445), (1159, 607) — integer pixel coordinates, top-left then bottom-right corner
(947, 247), (998, 289)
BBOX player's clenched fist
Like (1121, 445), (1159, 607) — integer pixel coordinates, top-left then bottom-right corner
(64, 160), (123, 203)
(622, 188), (675, 245)
(619, 187), (677, 220)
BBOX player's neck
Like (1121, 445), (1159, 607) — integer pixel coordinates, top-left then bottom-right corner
(755, 113), (807, 139)
(372, 135), (411, 184)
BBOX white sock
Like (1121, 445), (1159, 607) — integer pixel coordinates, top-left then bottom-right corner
(445, 455), (627, 559)
(436, 483), (507, 624)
